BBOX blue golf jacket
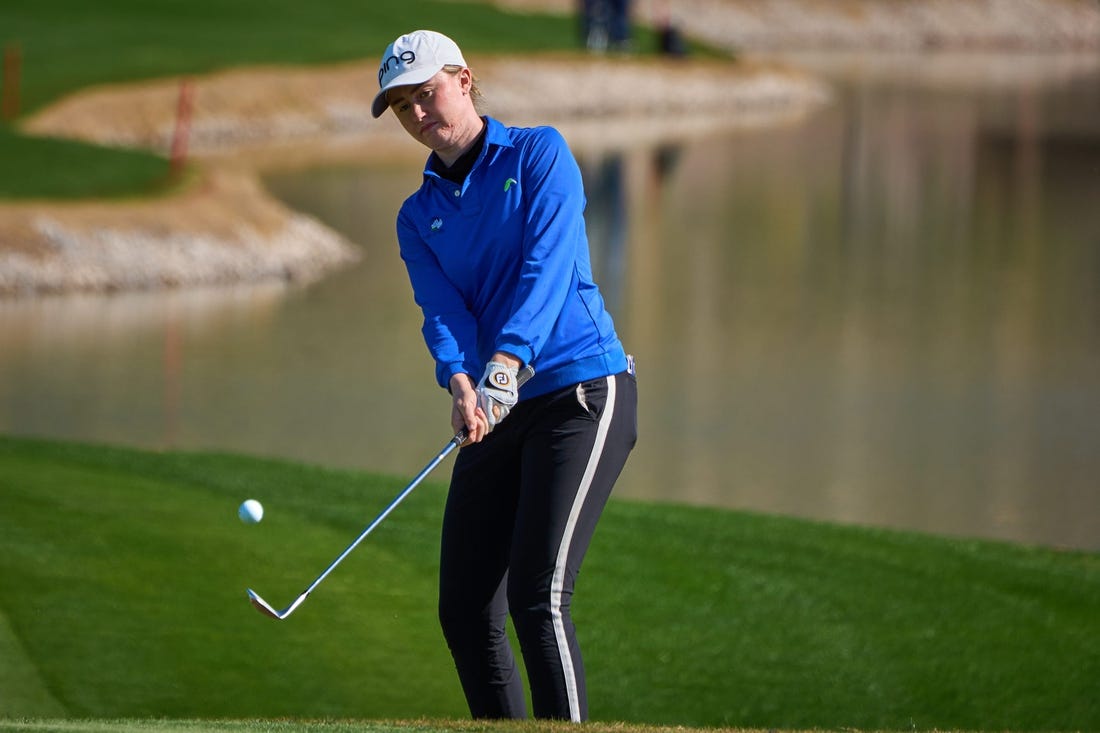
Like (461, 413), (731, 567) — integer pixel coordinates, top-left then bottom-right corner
(396, 117), (627, 400)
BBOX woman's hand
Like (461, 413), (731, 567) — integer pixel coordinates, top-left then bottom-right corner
(450, 372), (490, 444)
(477, 360), (519, 428)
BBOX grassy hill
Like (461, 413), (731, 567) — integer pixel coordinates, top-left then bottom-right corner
(1, 435), (1098, 730)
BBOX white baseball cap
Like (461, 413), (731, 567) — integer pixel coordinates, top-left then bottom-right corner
(372, 30), (467, 118)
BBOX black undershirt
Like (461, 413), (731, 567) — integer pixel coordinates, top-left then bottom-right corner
(430, 119), (488, 184)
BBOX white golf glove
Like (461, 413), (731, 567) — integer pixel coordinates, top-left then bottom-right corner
(476, 361), (520, 430)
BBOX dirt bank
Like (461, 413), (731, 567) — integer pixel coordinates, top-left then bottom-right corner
(20, 56), (828, 167)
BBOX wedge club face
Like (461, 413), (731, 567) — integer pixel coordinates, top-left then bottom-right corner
(247, 588), (306, 620)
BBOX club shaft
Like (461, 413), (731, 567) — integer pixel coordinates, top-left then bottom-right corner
(297, 435), (462, 600)
(301, 365), (533, 595)
(248, 364), (535, 619)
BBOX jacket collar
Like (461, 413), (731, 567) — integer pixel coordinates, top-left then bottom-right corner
(422, 116), (513, 181)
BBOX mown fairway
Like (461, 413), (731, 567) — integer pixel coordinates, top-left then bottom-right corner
(1, 435), (1098, 730)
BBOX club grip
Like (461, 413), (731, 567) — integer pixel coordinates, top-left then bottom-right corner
(453, 364), (535, 445)
(515, 363), (536, 387)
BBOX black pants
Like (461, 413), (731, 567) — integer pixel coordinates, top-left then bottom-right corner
(438, 369), (637, 721)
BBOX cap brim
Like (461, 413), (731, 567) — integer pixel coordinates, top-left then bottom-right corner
(371, 64), (445, 118)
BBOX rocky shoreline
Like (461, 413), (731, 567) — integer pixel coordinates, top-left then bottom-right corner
(0, 169), (361, 295)
(3, 0), (1099, 296)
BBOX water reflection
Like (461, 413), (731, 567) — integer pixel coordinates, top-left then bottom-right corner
(0, 284), (289, 448)
(579, 152), (630, 313)
(2, 66), (1098, 550)
(612, 73), (1099, 550)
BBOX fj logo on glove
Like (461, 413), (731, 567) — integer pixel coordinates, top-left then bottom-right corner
(492, 372), (511, 387)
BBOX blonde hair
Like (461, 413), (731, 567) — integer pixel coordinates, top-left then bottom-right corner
(442, 64), (484, 112)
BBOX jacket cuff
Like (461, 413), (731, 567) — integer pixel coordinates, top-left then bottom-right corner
(493, 339), (534, 367)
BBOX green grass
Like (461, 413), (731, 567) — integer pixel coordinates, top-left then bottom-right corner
(0, 0), (582, 116)
(0, 126), (187, 200)
(0, 435), (1098, 731)
(0, 721), (762, 733)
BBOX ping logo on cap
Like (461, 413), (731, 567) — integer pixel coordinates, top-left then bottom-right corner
(378, 50), (416, 86)
(372, 30), (468, 118)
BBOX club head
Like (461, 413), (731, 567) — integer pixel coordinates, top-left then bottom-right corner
(247, 588), (294, 620)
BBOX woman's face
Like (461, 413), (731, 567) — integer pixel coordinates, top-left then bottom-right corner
(386, 68), (477, 155)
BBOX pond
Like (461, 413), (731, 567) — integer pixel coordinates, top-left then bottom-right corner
(3, 54), (1098, 550)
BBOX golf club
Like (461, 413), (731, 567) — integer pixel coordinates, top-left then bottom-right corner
(247, 364), (534, 620)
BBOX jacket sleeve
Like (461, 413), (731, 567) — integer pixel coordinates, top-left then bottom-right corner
(397, 206), (480, 389)
(493, 127), (586, 366)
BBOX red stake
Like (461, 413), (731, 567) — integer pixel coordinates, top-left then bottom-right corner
(169, 78), (195, 178)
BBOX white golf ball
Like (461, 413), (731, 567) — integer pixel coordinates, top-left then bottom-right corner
(238, 499), (264, 524)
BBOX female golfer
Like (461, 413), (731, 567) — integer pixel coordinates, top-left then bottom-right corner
(372, 30), (638, 722)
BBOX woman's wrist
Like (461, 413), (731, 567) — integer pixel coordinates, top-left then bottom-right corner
(490, 352), (522, 370)
(449, 372), (476, 394)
